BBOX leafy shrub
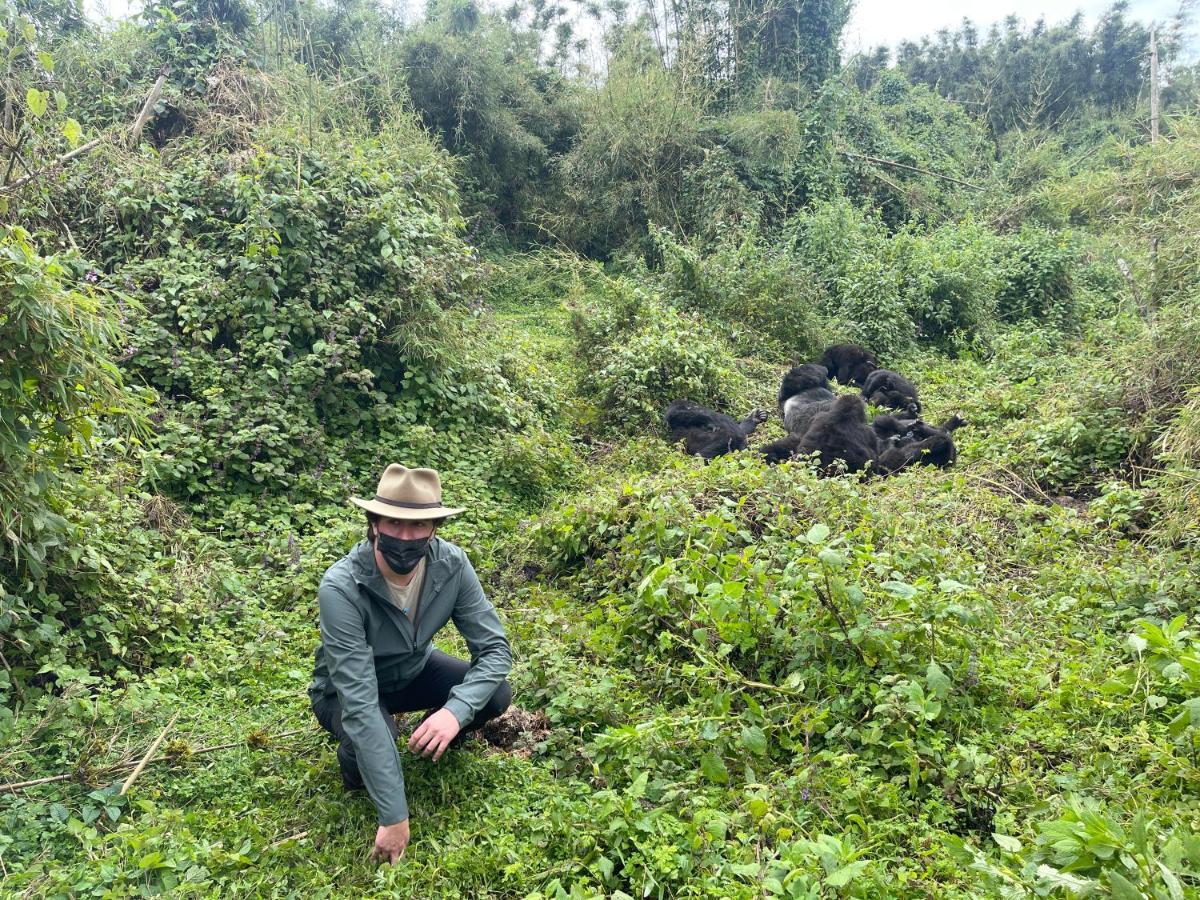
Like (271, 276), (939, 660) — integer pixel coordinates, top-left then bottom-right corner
(996, 226), (1079, 329)
(92, 125), (480, 497)
(653, 226), (829, 360)
(571, 277), (740, 432)
(893, 223), (1001, 349)
(790, 199), (914, 358)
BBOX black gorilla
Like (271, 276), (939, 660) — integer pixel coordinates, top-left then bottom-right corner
(796, 394), (880, 474)
(665, 401), (768, 459)
(819, 343), (878, 387)
(862, 368), (921, 416)
(778, 364), (836, 435)
(876, 414), (965, 474)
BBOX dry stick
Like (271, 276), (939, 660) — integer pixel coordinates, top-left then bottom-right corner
(128, 66), (171, 149)
(120, 711), (179, 796)
(0, 726), (313, 794)
(840, 150), (984, 191)
(0, 137), (104, 193)
(1, 67), (170, 195)
(268, 830), (309, 849)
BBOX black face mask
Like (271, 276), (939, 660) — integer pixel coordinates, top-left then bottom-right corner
(375, 532), (431, 575)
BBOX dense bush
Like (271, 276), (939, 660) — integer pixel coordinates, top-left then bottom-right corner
(995, 226), (1079, 329)
(84, 125), (484, 497)
(571, 277), (741, 432)
(790, 199), (914, 358)
(0, 228), (152, 696)
(893, 223), (1001, 349)
(653, 226), (829, 360)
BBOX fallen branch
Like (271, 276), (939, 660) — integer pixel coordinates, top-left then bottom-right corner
(1, 68), (170, 195)
(841, 150), (984, 191)
(0, 726), (311, 794)
(268, 830), (309, 849)
(0, 137), (104, 193)
(121, 711), (179, 796)
(128, 66), (171, 149)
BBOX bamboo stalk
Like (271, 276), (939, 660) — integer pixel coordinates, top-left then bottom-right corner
(120, 712), (179, 796)
(840, 150), (984, 191)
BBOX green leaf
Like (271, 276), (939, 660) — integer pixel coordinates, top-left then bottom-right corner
(25, 88), (47, 118)
(992, 833), (1022, 853)
(740, 725), (768, 755)
(38, 51), (54, 71)
(700, 751), (729, 784)
(61, 117), (82, 146)
(926, 661), (952, 699)
(825, 860), (869, 887)
(806, 523), (830, 543)
(1106, 869), (1143, 900)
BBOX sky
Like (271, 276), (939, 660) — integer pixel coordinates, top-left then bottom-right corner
(843, 0), (1188, 56)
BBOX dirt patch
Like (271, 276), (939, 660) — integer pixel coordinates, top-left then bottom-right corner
(480, 706), (551, 758)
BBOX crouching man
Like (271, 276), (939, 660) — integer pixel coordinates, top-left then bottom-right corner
(308, 464), (512, 863)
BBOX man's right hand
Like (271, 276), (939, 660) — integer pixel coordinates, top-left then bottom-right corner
(370, 819), (410, 864)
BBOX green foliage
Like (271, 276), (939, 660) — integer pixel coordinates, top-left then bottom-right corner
(653, 226), (828, 360)
(892, 223), (1002, 349)
(995, 226), (1079, 329)
(90, 126), (479, 497)
(790, 199), (913, 358)
(571, 277), (741, 433)
(838, 74), (991, 227)
(554, 38), (707, 258)
(399, 1), (580, 243)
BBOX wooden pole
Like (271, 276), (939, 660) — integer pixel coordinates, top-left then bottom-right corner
(1150, 27), (1160, 143)
(128, 66), (171, 149)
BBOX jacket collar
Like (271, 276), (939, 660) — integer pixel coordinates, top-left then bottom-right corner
(349, 537), (451, 605)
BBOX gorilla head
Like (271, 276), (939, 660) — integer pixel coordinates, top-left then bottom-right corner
(819, 344), (878, 387)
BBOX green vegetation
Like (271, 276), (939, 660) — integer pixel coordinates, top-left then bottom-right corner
(2, 0), (1200, 895)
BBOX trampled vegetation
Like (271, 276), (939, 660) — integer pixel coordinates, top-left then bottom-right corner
(2, 0), (1200, 895)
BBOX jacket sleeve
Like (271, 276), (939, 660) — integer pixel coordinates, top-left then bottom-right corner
(318, 579), (409, 825)
(443, 556), (513, 728)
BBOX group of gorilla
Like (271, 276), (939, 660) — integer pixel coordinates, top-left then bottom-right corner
(664, 343), (965, 476)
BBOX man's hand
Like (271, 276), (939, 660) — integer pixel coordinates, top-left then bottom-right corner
(371, 819), (410, 865)
(408, 708), (461, 761)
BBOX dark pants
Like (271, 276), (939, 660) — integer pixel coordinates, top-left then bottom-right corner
(311, 649), (512, 789)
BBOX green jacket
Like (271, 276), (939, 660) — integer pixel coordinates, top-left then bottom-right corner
(308, 537), (511, 825)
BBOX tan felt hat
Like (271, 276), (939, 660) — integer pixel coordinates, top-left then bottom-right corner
(351, 464), (465, 520)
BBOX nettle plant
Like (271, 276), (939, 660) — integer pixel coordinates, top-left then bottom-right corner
(92, 128), (481, 496)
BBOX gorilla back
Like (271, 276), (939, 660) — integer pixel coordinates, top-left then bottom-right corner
(797, 394), (879, 474)
(777, 364), (836, 434)
(665, 400), (767, 460)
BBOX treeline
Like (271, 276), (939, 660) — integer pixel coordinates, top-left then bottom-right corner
(850, 0), (1197, 136)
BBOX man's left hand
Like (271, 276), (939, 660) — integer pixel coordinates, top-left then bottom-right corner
(408, 708), (461, 761)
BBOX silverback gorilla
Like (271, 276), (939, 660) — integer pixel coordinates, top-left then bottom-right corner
(778, 364), (836, 435)
(665, 401), (768, 459)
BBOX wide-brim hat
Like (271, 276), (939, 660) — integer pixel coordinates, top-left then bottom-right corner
(351, 464), (465, 520)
